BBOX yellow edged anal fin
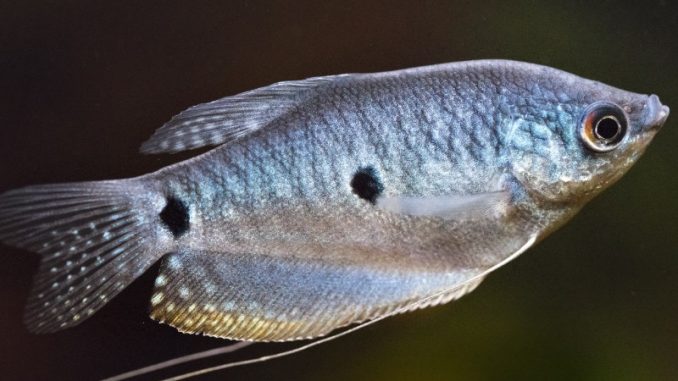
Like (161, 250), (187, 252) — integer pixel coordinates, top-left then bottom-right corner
(149, 250), (487, 342)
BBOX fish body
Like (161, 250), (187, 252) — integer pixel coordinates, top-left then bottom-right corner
(0, 60), (669, 341)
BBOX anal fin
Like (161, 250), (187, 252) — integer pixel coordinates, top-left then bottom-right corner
(149, 250), (483, 342)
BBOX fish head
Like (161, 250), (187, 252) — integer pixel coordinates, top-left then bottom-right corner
(505, 70), (669, 205)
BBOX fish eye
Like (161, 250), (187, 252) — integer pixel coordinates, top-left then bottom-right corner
(580, 102), (628, 152)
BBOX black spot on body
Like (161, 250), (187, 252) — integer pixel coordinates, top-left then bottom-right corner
(160, 197), (189, 237)
(350, 166), (384, 204)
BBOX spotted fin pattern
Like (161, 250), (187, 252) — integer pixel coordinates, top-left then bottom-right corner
(149, 250), (486, 342)
(0, 181), (163, 333)
(140, 74), (351, 154)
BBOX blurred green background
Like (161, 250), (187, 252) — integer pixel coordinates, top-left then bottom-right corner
(0, 1), (676, 380)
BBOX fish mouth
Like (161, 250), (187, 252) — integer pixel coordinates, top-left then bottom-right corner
(644, 94), (670, 129)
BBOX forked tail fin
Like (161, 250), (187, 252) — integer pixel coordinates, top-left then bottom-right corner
(0, 179), (167, 333)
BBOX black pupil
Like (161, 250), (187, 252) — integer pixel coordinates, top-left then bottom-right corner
(595, 116), (620, 141)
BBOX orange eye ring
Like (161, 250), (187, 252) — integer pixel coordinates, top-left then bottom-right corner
(580, 102), (628, 152)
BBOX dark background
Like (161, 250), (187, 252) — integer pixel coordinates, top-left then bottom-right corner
(1, 1), (676, 380)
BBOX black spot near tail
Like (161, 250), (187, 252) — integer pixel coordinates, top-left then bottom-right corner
(350, 166), (384, 204)
(160, 197), (189, 237)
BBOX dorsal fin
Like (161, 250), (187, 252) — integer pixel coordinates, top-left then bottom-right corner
(140, 74), (351, 154)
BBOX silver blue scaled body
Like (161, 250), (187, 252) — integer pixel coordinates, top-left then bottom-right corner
(0, 60), (669, 340)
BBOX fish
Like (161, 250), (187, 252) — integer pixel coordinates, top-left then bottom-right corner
(0, 59), (669, 344)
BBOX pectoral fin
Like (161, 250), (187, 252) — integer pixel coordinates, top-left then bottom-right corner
(376, 191), (510, 220)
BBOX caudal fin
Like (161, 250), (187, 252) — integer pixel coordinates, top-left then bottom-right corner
(0, 180), (165, 333)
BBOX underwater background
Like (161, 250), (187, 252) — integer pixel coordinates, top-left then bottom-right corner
(1, 1), (676, 380)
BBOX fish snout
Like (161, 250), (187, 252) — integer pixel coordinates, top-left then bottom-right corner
(644, 94), (670, 129)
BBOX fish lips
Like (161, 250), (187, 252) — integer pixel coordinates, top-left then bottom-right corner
(644, 94), (670, 130)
